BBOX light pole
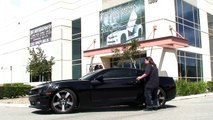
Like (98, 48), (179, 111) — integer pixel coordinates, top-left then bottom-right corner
(10, 66), (12, 85)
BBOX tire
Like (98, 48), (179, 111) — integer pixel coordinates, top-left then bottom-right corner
(50, 89), (77, 114)
(157, 87), (166, 108)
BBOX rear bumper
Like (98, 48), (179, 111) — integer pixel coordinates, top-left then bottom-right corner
(166, 86), (176, 101)
(29, 94), (51, 110)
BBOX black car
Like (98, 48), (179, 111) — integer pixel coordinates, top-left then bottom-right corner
(29, 68), (176, 114)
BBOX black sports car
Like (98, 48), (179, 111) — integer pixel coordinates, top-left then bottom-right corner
(29, 68), (176, 114)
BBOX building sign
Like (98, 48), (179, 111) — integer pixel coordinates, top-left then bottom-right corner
(30, 22), (52, 46)
(148, 0), (158, 4)
(100, 0), (145, 47)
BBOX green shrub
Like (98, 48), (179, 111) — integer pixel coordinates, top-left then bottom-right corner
(0, 83), (32, 99)
(176, 80), (207, 96)
(207, 81), (213, 92)
(0, 87), (3, 99)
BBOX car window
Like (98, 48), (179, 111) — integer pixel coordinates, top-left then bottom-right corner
(80, 69), (102, 80)
(137, 69), (144, 76)
(103, 69), (137, 78)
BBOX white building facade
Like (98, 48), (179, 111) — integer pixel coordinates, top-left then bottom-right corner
(0, 0), (213, 85)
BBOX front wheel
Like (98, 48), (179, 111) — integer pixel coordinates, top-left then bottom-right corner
(157, 87), (166, 108)
(50, 89), (77, 114)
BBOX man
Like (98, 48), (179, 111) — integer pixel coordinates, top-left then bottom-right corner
(136, 57), (159, 110)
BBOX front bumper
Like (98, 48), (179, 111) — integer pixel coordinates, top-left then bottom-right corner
(29, 94), (51, 110)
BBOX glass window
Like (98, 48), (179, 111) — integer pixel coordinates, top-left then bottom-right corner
(72, 59), (81, 65)
(177, 51), (203, 81)
(183, 2), (193, 21)
(103, 69), (136, 78)
(175, 0), (201, 48)
(194, 8), (199, 24)
(176, 0), (182, 17)
(72, 65), (81, 79)
(178, 57), (185, 77)
(178, 24), (184, 37)
(186, 57), (196, 77)
(30, 72), (51, 82)
(208, 13), (213, 80)
(72, 39), (81, 60)
(110, 53), (146, 70)
(72, 18), (82, 79)
(195, 29), (201, 47)
(184, 26), (195, 46)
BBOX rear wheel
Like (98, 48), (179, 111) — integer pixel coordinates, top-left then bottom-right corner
(158, 87), (166, 108)
(121, 34), (126, 44)
(50, 89), (77, 114)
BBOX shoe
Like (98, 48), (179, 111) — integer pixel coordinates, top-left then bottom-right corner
(144, 106), (153, 111)
(152, 105), (159, 110)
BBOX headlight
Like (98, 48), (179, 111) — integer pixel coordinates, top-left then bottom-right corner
(38, 89), (43, 94)
(30, 83), (58, 95)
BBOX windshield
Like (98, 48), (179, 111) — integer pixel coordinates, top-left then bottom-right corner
(80, 69), (102, 81)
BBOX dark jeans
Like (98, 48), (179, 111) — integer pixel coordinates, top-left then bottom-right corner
(144, 87), (159, 108)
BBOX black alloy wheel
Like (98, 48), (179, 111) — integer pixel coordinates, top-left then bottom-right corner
(157, 87), (166, 108)
(51, 89), (77, 114)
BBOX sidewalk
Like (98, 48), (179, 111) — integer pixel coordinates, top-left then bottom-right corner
(0, 96), (30, 108)
(0, 92), (213, 108)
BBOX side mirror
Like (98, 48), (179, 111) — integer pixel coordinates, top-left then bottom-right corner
(95, 75), (104, 83)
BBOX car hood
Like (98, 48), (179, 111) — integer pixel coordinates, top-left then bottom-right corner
(48, 79), (90, 89)
(33, 79), (87, 88)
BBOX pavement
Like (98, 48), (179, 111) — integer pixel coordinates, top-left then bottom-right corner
(0, 92), (213, 108)
(0, 96), (29, 108)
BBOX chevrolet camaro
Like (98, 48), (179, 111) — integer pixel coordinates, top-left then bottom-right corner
(29, 68), (176, 114)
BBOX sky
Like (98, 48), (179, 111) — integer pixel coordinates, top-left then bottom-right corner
(0, 0), (49, 25)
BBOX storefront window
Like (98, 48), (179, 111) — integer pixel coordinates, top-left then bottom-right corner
(110, 54), (146, 70)
(178, 51), (203, 81)
(30, 72), (51, 82)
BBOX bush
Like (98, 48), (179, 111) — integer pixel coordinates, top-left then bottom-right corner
(0, 87), (3, 99)
(176, 80), (207, 96)
(0, 83), (32, 99)
(207, 81), (213, 92)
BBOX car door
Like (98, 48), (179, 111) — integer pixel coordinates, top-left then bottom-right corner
(90, 68), (140, 105)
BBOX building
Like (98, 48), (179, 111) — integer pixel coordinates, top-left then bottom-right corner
(0, 0), (213, 85)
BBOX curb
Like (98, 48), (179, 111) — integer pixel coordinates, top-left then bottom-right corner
(173, 92), (213, 101)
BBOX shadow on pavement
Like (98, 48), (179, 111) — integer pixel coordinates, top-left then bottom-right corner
(31, 104), (176, 115)
(159, 104), (176, 109)
(32, 110), (55, 115)
(79, 105), (145, 113)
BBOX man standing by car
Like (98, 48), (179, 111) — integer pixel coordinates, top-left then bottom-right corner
(136, 57), (159, 110)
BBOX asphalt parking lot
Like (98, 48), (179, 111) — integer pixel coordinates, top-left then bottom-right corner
(0, 93), (213, 120)
(1, 92), (212, 108)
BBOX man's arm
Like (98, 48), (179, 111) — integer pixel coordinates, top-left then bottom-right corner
(136, 73), (148, 80)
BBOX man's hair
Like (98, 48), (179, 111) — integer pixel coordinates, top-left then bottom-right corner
(145, 57), (156, 67)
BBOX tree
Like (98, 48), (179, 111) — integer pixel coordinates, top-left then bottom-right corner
(112, 39), (144, 68)
(26, 46), (55, 82)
